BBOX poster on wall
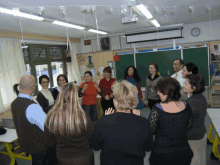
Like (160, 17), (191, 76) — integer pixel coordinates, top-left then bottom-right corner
(80, 66), (86, 77)
(99, 66), (104, 75)
(108, 61), (113, 69)
(90, 68), (96, 77)
(213, 45), (220, 55)
(101, 37), (110, 51)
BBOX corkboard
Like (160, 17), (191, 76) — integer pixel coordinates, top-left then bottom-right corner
(77, 51), (114, 83)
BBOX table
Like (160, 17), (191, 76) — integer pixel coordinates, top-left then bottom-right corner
(207, 108), (220, 160)
(0, 128), (32, 165)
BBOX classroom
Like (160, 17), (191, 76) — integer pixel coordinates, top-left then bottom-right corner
(0, 0), (220, 165)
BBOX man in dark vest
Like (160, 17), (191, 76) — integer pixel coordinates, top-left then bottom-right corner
(11, 75), (48, 165)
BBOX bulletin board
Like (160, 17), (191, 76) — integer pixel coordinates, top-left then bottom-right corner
(77, 51), (114, 84)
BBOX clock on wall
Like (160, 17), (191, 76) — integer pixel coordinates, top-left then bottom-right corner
(191, 27), (201, 37)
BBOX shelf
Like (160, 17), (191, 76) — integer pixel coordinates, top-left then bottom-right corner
(211, 104), (220, 107)
(212, 94), (220, 96)
(212, 86), (220, 90)
(211, 61), (220, 62)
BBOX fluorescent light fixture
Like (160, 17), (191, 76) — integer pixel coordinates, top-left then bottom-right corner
(21, 46), (28, 49)
(88, 29), (107, 35)
(0, 7), (44, 21)
(151, 19), (160, 27)
(136, 4), (153, 19)
(52, 21), (85, 30)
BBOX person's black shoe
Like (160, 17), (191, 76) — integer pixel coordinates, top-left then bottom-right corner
(210, 152), (219, 160)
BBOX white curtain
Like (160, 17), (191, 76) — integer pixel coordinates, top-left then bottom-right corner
(0, 38), (26, 113)
(69, 42), (81, 86)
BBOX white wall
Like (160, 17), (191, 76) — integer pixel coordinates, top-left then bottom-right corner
(78, 20), (216, 102)
(131, 20), (220, 48)
(78, 20), (220, 54)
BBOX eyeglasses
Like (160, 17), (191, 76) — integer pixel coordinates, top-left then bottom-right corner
(41, 81), (49, 84)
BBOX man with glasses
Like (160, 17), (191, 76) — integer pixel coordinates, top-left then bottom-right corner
(171, 59), (187, 100)
(11, 75), (51, 165)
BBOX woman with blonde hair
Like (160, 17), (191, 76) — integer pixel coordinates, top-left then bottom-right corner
(44, 83), (94, 165)
(89, 80), (153, 165)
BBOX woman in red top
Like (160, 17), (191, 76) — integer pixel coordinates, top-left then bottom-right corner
(78, 71), (101, 121)
(98, 67), (116, 114)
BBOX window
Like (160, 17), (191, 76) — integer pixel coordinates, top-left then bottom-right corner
(23, 48), (30, 61)
(22, 45), (71, 94)
(33, 48), (47, 59)
(25, 64), (31, 75)
(65, 48), (70, 58)
(50, 47), (62, 59)
(51, 62), (64, 87)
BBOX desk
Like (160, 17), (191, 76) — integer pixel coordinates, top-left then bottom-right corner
(207, 108), (220, 160)
(0, 128), (32, 165)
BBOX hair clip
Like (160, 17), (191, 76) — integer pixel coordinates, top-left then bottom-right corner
(192, 77), (196, 86)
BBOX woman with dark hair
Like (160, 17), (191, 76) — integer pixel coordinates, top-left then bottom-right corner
(183, 74), (207, 165)
(98, 66), (116, 114)
(148, 77), (193, 165)
(13, 84), (20, 96)
(182, 62), (198, 78)
(124, 66), (144, 110)
(78, 71), (101, 121)
(52, 74), (68, 101)
(44, 83), (94, 165)
(37, 75), (55, 114)
(144, 62), (162, 110)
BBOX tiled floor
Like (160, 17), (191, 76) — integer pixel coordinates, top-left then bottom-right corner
(0, 107), (220, 165)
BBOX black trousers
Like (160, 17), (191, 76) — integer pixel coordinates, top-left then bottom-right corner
(148, 99), (161, 110)
(82, 104), (98, 122)
(31, 149), (57, 165)
(101, 98), (115, 115)
(31, 150), (47, 165)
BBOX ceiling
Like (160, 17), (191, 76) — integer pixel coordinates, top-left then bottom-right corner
(0, 0), (219, 39)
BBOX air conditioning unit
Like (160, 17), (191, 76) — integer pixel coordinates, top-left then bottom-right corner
(122, 15), (138, 24)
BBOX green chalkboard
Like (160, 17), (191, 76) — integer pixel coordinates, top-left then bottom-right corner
(136, 50), (181, 87)
(183, 47), (209, 86)
(115, 54), (135, 81)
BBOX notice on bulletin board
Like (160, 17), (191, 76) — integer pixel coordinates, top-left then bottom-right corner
(112, 70), (115, 78)
(99, 66), (104, 75)
(90, 68), (96, 77)
(80, 66), (86, 76)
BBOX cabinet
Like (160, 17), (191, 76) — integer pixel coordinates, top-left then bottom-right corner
(209, 76), (220, 107)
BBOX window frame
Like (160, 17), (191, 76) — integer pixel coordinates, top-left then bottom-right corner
(23, 44), (71, 95)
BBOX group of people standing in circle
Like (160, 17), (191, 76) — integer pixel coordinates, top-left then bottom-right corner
(11, 58), (208, 165)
